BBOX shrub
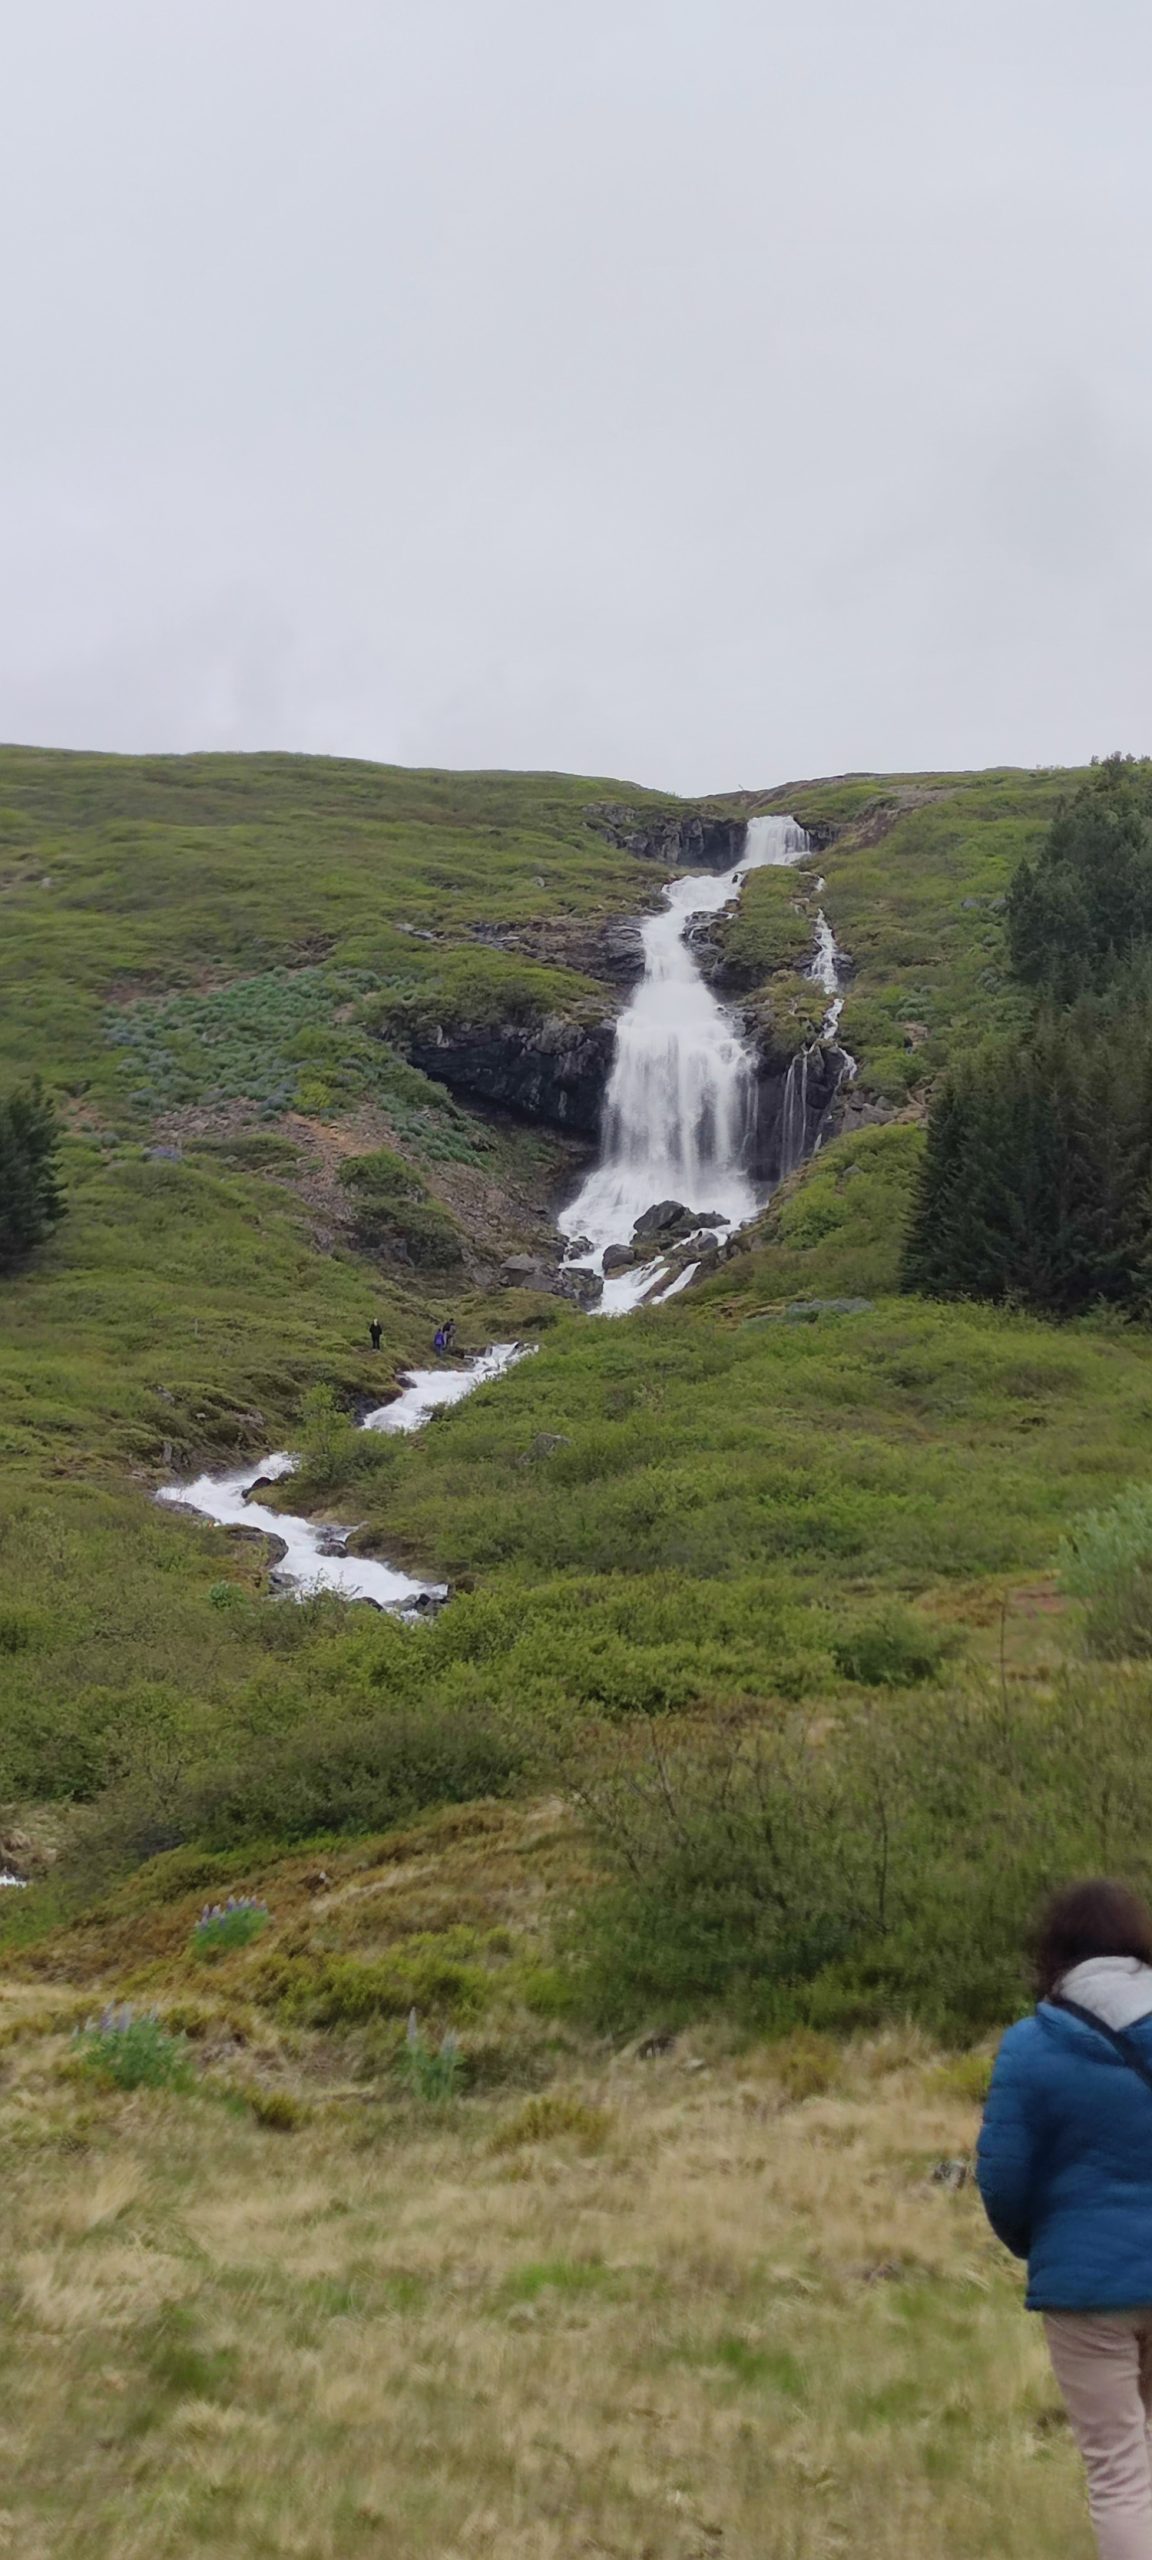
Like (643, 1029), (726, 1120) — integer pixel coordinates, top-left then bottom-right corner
(767, 2029), (840, 2101)
(490, 2091), (613, 2152)
(563, 1680), (1152, 2041)
(73, 2005), (195, 2092)
(1059, 1484), (1152, 1657)
(337, 1150), (463, 1267)
(192, 1897), (269, 1960)
(831, 1607), (952, 1687)
(260, 1940), (489, 2027)
(398, 2009), (465, 2104)
(246, 2085), (307, 2131)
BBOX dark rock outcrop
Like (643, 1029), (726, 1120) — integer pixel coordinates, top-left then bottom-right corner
(586, 804), (747, 873)
(747, 1037), (854, 1183)
(408, 1015), (616, 1137)
(468, 914), (648, 985)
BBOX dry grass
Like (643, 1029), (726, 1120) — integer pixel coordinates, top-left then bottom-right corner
(0, 2022), (1088, 2560)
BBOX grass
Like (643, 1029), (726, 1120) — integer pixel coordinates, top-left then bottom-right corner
(3, 743), (1152, 2546)
(0, 1982), (1086, 2559)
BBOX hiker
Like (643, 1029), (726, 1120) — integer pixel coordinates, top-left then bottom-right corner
(978, 1879), (1152, 2560)
(433, 1325), (447, 1355)
(368, 1318), (382, 1352)
(443, 1317), (456, 1352)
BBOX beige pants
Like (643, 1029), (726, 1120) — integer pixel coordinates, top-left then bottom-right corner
(1045, 2311), (1152, 2560)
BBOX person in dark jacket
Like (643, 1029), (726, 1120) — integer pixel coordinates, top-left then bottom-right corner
(977, 1879), (1152, 2560)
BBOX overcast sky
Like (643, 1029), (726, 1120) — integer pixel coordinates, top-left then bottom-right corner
(2, 0), (1150, 794)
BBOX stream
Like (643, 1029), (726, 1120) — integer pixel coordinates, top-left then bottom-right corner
(159, 814), (848, 1603)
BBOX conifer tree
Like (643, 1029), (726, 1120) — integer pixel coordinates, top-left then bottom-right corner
(0, 1081), (65, 1272)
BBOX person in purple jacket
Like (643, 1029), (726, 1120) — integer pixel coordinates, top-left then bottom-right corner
(978, 1880), (1152, 2560)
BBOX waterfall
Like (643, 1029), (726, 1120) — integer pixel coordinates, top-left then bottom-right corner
(778, 1046), (812, 1181)
(560, 815), (809, 1261)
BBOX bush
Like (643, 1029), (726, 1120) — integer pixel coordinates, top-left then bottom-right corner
(73, 2005), (194, 2092)
(831, 1607), (953, 1687)
(490, 2091), (613, 2152)
(397, 2010), (465, 2104)
(1059, 1484), (1152, 1658)
(337, 1150), (463, 1267)
(0, 1080), (64, 1272)
(246, 2086), (307, 2131)
(563, 1681), (1152, 2041)
(192, 1897), (270, 1959)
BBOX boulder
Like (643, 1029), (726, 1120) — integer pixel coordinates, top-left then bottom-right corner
(556, 1264), (604, 1309)
(633, 1199), (691, 1239)
(500, 1254), (555, 1289)
(602, 1242), (637, 1274)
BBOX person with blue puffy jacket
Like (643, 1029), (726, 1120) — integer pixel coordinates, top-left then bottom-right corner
(978, 1879), (1152, 2560)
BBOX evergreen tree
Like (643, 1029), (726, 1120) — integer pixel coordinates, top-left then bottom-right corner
(1007, 757), (1152, 1001)
(0, 1081), (65, 1272)
(902, 1006), (1152, 1317)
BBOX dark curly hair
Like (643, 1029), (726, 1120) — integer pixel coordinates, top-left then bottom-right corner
(1034, 1879), (1152, 1999)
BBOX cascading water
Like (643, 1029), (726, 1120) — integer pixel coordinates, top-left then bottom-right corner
(157, 813), (852, 1601)
(560, 815), (810, 1268)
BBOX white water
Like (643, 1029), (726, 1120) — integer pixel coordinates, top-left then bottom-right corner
(158, 811), (851, 1601)
(559, 815), (811, 1282)
(158, 1344), (531, 1609)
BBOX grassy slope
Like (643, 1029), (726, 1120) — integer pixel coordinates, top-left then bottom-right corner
(757, 766), (1079, 1097)
(0, 1985), (1074, 2560)
(0, 749), (1145, 2552)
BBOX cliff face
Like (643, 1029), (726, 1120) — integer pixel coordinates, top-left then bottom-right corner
(747, 1034), (851, 1182)
(585, 804), (746, 873)
(406, 1014), (616, 1137)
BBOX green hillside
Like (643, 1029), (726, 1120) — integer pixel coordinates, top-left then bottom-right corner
(7, 745), (1152, 2554)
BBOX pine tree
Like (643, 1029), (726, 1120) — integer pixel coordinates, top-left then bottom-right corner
(0, 1081), (65, 1272)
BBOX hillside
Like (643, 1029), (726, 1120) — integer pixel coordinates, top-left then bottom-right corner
(2, 745), (1146, 2555)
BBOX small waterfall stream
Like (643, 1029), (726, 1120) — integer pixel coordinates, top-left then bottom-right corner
(559, 815), (811, 1305)
(158, 812), (851, 1602)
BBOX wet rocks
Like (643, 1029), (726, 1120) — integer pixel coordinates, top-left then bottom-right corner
(500, 1251), (602, 1308)
(746, 1035), (853, 1182)
(556, 1264), (603, 1309)
(585, 804), (747, 873)
(632, 1200), (729, 1246)
(602, 1242), (638, 1274)
(406, 1014), (615, 1137)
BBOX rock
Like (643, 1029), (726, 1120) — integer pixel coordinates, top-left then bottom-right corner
(565, 1236), (594, 1259)
(149, 1144), (183, 1163)
(635, 2029), (678, 2059)
(585, 803), (747, 873)
(746, 1032), (855, 1182)
(932, 2157), (969, 2191)
(633, 1199), (691, 1239)
(407, 1013), (615, 1137)
(314, 1526), (351, 1557)
(602, 1243), (637, 1273)
(500, 1253), (555, 1290)
(241, 1529), (289, 1568)
(556, 1264), (604, 1309)
(902, 1021), (930, 1050)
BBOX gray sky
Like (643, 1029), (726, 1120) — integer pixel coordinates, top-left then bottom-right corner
(3, 0), (1151, 793)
